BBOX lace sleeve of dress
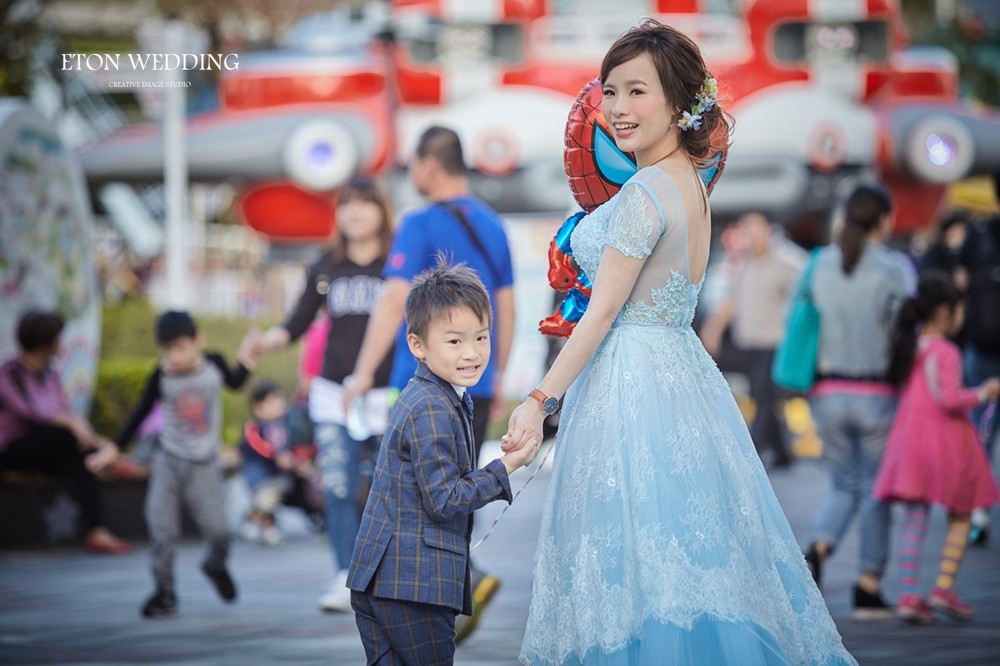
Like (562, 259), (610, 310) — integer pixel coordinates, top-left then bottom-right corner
(605, 181), (664, 260)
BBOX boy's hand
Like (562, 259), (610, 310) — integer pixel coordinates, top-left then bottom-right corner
(500, 434), (540, 475)
(276, 451), (294, 470)
(237, 328), (262, 370)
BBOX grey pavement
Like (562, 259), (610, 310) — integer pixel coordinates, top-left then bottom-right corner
(2, 442), (999, 665)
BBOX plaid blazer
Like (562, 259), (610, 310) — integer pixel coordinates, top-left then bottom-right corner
(347, 363), (512, 615)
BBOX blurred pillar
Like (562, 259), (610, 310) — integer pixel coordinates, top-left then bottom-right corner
(164, 19), (189, 309)
(935, 0), (956, 22)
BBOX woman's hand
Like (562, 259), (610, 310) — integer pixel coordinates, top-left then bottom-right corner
(258, 326), (290, 353)
(501, 399), (544, 453)
(342, 373), (374, 413)
(85, 438), (120, 473)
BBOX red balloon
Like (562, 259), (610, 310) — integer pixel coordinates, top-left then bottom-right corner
(564, 78), (634, 213)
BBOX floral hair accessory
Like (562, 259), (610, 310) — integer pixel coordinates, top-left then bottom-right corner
(677, 75), (718, 132)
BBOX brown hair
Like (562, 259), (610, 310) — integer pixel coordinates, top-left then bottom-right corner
(600, 18), (733, 162)
(330, 176), (394, 264)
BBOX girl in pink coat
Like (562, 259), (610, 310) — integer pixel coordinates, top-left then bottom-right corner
(875, 274), (1000, 623)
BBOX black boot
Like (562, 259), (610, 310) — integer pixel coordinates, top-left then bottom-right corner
(201, 562), (237, 602)
(141, 587), (178, 618)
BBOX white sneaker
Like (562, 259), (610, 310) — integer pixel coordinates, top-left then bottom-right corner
(318, 570), (351, 613)
(240, 521), (262, 543)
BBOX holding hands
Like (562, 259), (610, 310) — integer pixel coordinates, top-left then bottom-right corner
(500, 409), (541, 475)
(501, 399), (544, 456)
(237, 328), (263, 370)
(257, 326), (291, 354)
(60, 412), (120, 473)
(980, 377), (1000, 402)
(84, 437), (120, 474)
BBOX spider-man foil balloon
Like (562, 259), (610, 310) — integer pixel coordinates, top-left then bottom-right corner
(540, 78), (727, 338)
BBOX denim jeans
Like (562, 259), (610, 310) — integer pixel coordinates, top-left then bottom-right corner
(964, 344), (1000, 456)
(241, 455), (278, 492)
(809, 392), (896, 577)
(315, 422), (379, 572)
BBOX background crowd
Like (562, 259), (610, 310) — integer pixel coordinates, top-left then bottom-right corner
(1, 132), (999, 641)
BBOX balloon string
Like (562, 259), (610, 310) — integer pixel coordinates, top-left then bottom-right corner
(471, 441), (554, 552)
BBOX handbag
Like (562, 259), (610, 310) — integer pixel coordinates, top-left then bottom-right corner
(771, 248), (823, 393)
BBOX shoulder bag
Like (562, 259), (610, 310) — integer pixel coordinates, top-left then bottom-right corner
(771, 248), (823, 393)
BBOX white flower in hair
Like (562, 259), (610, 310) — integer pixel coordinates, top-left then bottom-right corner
(679, 74), (717, 132)
(678, 111), (702, 131)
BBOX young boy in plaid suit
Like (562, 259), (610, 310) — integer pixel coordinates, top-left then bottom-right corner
(347, 264), (539, 664)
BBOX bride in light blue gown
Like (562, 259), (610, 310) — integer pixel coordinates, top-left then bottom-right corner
(502, 20), (857, 666)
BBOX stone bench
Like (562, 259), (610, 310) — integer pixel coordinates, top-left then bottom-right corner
(0, 466), (198, 548)
(0, 448), (319, 548)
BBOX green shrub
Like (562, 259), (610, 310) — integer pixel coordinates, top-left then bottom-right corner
(99, 298), (158, 358)
(91, 357), (158, 437)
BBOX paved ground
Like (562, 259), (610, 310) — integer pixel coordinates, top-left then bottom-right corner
(2, 442), (999, 665)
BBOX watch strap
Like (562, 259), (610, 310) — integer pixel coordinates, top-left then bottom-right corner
(529, 388), (550, 406)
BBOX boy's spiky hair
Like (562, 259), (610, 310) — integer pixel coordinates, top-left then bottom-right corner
(405, 259), (492, 340)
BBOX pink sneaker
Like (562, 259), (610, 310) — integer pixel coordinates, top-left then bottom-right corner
(896, 594), (934, 624)
(928, 588), (974, 620)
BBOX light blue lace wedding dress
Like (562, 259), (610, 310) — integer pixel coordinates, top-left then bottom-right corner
(520, 167), (857, 666)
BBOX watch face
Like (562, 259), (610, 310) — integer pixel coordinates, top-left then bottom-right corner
(543, 397), (560, 415)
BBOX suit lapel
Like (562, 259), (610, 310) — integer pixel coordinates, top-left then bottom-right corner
(415, 363), (476, 464)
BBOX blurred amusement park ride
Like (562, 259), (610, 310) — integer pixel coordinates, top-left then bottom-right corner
(2, 0), (1000, 425)
(69, 0), (1000, 245)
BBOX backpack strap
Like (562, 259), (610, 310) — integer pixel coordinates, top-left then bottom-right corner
(437, 200), (501, 285)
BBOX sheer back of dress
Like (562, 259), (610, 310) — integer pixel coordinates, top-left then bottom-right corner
(571, 165), (711, 328)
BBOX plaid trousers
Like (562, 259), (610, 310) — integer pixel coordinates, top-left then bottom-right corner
(351, 591), (456, 665)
